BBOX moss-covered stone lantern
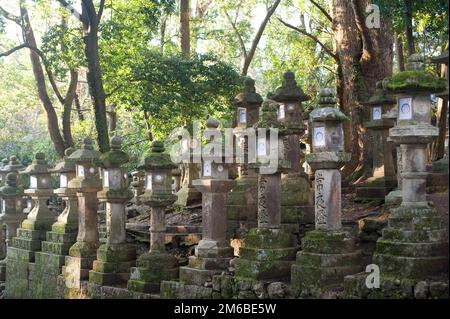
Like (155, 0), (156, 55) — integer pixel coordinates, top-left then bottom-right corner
(234, 101), (298, 282)
(128, 141), (178, 293)
(226, 77), (262, 241)
(356, 81), (397, 201)
(344, 54), (448, 298)
(61, 137), (102, 297)
(291, 89), (361, 298)
(130, 169), (145, 205)
(272, 71), (314, 238)
(89, 136), (135, 287)
(178, 116), (236, 286)
(0, 173), (23, 282)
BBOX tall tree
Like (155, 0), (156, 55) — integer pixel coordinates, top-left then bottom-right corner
(58, 0), (110, 153)
(180, 0), (191, 59)
(0, 1), (79, 157)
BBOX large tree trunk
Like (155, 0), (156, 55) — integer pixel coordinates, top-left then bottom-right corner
(20, 2), (66, 157)
(433, 63), (449, 161)
(404, 0), (415, 56)
(62, 69), (78, 148)
(82, 0), (110, 153)
(332, 0), (393, 181)
(180, 0), (190, 59)
(394, 33), (405, 71)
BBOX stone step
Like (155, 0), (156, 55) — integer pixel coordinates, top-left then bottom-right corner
(239, 246), (298, 261)
(381, 228), (448, 242)
(301, 231), (356, 254)
(295, 250), (362, 267)
(388, 215), (442, 230)
(373, 253), (449, 279)
(375, 240), (449, 257)
(291, 263), (362, 288)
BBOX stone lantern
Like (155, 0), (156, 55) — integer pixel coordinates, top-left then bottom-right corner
(178, 116), (236, 286)
(89, 136), (135, 287)
(0, 173), (23, 281)
(272, 71), (314, 238)
(5, 153), (55, 298)
(356, 81), (397, 201)
(61, 137), (102, 297)
(226, 77), (262, 242)
(128, 141), (177, 293)
(235, 101), (298, 281)
(30, 148), (80, 298)
(345, 55), (448, 298)
(130, 169), (145, 205)
(1, 157), (25, 216)
(19, 153), (54, 232)
(291, 89), (362, 297)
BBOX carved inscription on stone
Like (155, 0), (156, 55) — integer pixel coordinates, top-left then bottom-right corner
(315, 170), (327, 227)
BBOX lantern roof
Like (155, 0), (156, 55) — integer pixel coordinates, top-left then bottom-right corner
(68, 137), (101, 164)
(5, 156), (24, 172)
(0, 173), (21, 196)
(139, 141), (177, 171)
(429, 51), (449, 65)
(253, 100), (286, 132)
(363, 81), (396, 106)
(50, 148), (76, 173)
(100, 136), (129, 169)
(232, 77), (263, 107)
(384, 54), (446, 94)
(20, 152), (50, 175)
(272, 71), (310, 102)
(310, 89), (348, 122)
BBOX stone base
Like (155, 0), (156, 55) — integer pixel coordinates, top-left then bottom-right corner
(226, 176), (258, 239)
(160, 280), (214, 299)
(281, 172), (314, 237)
(88, 282), (158, 299)
(371, 205), (449, 280)
(127, 252), (178, 293)
(0, 259), (5, 282)
(344, 272), (449, 299)
(291, 230), (363, 298)
(355, 176), (397, 202)
(4, 246), (35, 299)
(385, 189), (402, 204)
(235, 228), (298, 281)
(175, 187), (202, 206)
(89, 243), (136, 286)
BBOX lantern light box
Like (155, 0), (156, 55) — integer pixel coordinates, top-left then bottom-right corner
(372, 106), (382, 120)
(398, 97), (413, 120)
(238, 108), (247, 124)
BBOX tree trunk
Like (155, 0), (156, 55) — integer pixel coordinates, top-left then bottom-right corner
(394, 33), (405, 71)
(404, 0), (415, 56)
(62, 69), (78, 148)
(20, 2), (66, 157)
(82, 0), (110, 153)
(332, 0), (393, 180)
(180, 0), (190, 59)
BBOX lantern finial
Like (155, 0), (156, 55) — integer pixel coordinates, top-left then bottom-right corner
(111, 135), (122, 150)
(206, 116), (220, 129)
(6, 172), (17, 186)
(83, 137), (94, 150)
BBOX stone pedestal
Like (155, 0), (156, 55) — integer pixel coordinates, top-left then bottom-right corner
(128, 141), (178, 293)
(427, 156), (449, 193)
(5, 153), (54, 299)
(180, 180), (235, 285)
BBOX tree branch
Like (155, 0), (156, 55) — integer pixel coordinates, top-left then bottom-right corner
(57, 0), (83, 22)
(97, 0), (106, 22)
(350, 0), (374, 56)
(0, 5), (21, 25)
(224, 10), (247, 58)
(309, 0), (332, 22)
(277, 17), (338, 61)
(0, 43), (65, 104)
(242, 0), (281, 75)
